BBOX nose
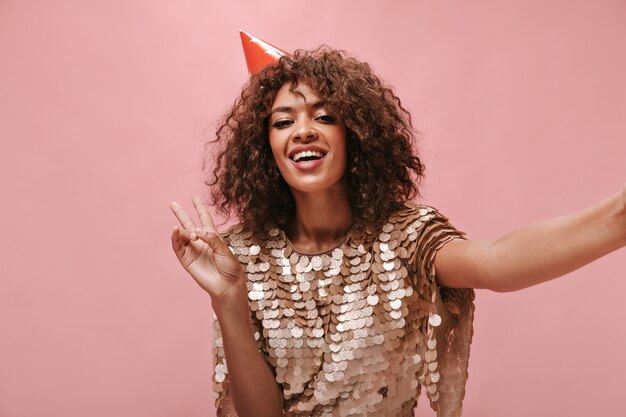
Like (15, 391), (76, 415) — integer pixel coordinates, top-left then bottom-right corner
(292, 116), (318, 142)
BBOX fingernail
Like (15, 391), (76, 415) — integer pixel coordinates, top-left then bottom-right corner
(190, 232), (197, 240)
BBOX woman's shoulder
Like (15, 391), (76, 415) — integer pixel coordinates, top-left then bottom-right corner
(219, 223), (247, 242)
(372, 201), (464, 259)
(220, 222), (280, 254)
(383, 201), (452, 232)
(396, 201), (450, 216)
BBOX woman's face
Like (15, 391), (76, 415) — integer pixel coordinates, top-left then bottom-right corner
(268, 82), (347, 195)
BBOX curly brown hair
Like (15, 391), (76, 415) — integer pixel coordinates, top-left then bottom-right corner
(207, 46), (425, 234)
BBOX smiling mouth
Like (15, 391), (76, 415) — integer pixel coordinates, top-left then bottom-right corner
(290, 150), (326, 162)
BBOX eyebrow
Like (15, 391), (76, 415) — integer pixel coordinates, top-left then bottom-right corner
(269, 101), (327, 116)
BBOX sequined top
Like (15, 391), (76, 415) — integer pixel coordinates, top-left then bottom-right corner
(212, 202), (475, 417)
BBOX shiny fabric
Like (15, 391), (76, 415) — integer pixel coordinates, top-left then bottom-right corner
(212, 202), (475, 416)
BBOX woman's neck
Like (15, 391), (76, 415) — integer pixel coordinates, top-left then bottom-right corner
(287, 181), (353, 254)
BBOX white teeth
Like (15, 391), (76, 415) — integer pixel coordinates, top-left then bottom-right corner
(291, 150), (325, 162)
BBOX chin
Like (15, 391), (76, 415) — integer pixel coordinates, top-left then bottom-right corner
(287, 177), (348, 196)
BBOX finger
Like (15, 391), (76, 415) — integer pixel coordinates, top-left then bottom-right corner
(197, 231), (231, 256)
(169, 201), (197, 230)
(171, 226), (184, 254)
(178, 228), (199, 245)
(192, 195), (218, 233)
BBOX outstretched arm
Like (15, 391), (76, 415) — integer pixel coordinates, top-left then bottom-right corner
(434, 187), (626, 292)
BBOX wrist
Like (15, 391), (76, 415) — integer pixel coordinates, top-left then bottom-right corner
(603, 187), (626, 248)
(211, 282), (252, 324)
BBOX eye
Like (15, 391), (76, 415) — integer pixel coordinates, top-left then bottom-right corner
(315, 114), (336, 123)
(272, 119), (293, 129)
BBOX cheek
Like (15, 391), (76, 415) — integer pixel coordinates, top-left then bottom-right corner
(334, 131), (348, 171)
(336, 155), (348, 177)
(268, 138), (290, 178)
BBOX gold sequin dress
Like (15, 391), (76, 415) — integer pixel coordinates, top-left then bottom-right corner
(212, 202), (475, 417)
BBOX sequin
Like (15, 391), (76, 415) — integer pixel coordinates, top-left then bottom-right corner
(367, 294), (379, 306)
(311, 256), (323, 270)
(212, 203), (475, 417)
(215, 371), (225, 383)
(383, 261), (395, 271)
(425, 349), (438, 363)
(428, 313), (442, 327)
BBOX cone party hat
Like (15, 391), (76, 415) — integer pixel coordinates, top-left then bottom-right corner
(239, 30), (289, 74)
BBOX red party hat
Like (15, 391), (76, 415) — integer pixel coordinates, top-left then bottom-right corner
(239, 30), (289, 74)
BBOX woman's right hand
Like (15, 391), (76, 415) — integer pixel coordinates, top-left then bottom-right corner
(169, 196), (245, 301)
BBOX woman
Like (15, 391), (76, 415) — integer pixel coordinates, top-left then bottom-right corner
(169, 47), (626, 417)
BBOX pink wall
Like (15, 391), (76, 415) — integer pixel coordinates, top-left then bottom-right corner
(1, 1), (625, 416)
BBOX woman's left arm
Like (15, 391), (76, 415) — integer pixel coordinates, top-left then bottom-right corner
(434, 187), (626, 292)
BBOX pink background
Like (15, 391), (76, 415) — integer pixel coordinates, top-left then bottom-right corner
(1, 1), (625, 416)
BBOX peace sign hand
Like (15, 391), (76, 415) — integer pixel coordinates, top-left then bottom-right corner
(169, 196), (245, 301)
